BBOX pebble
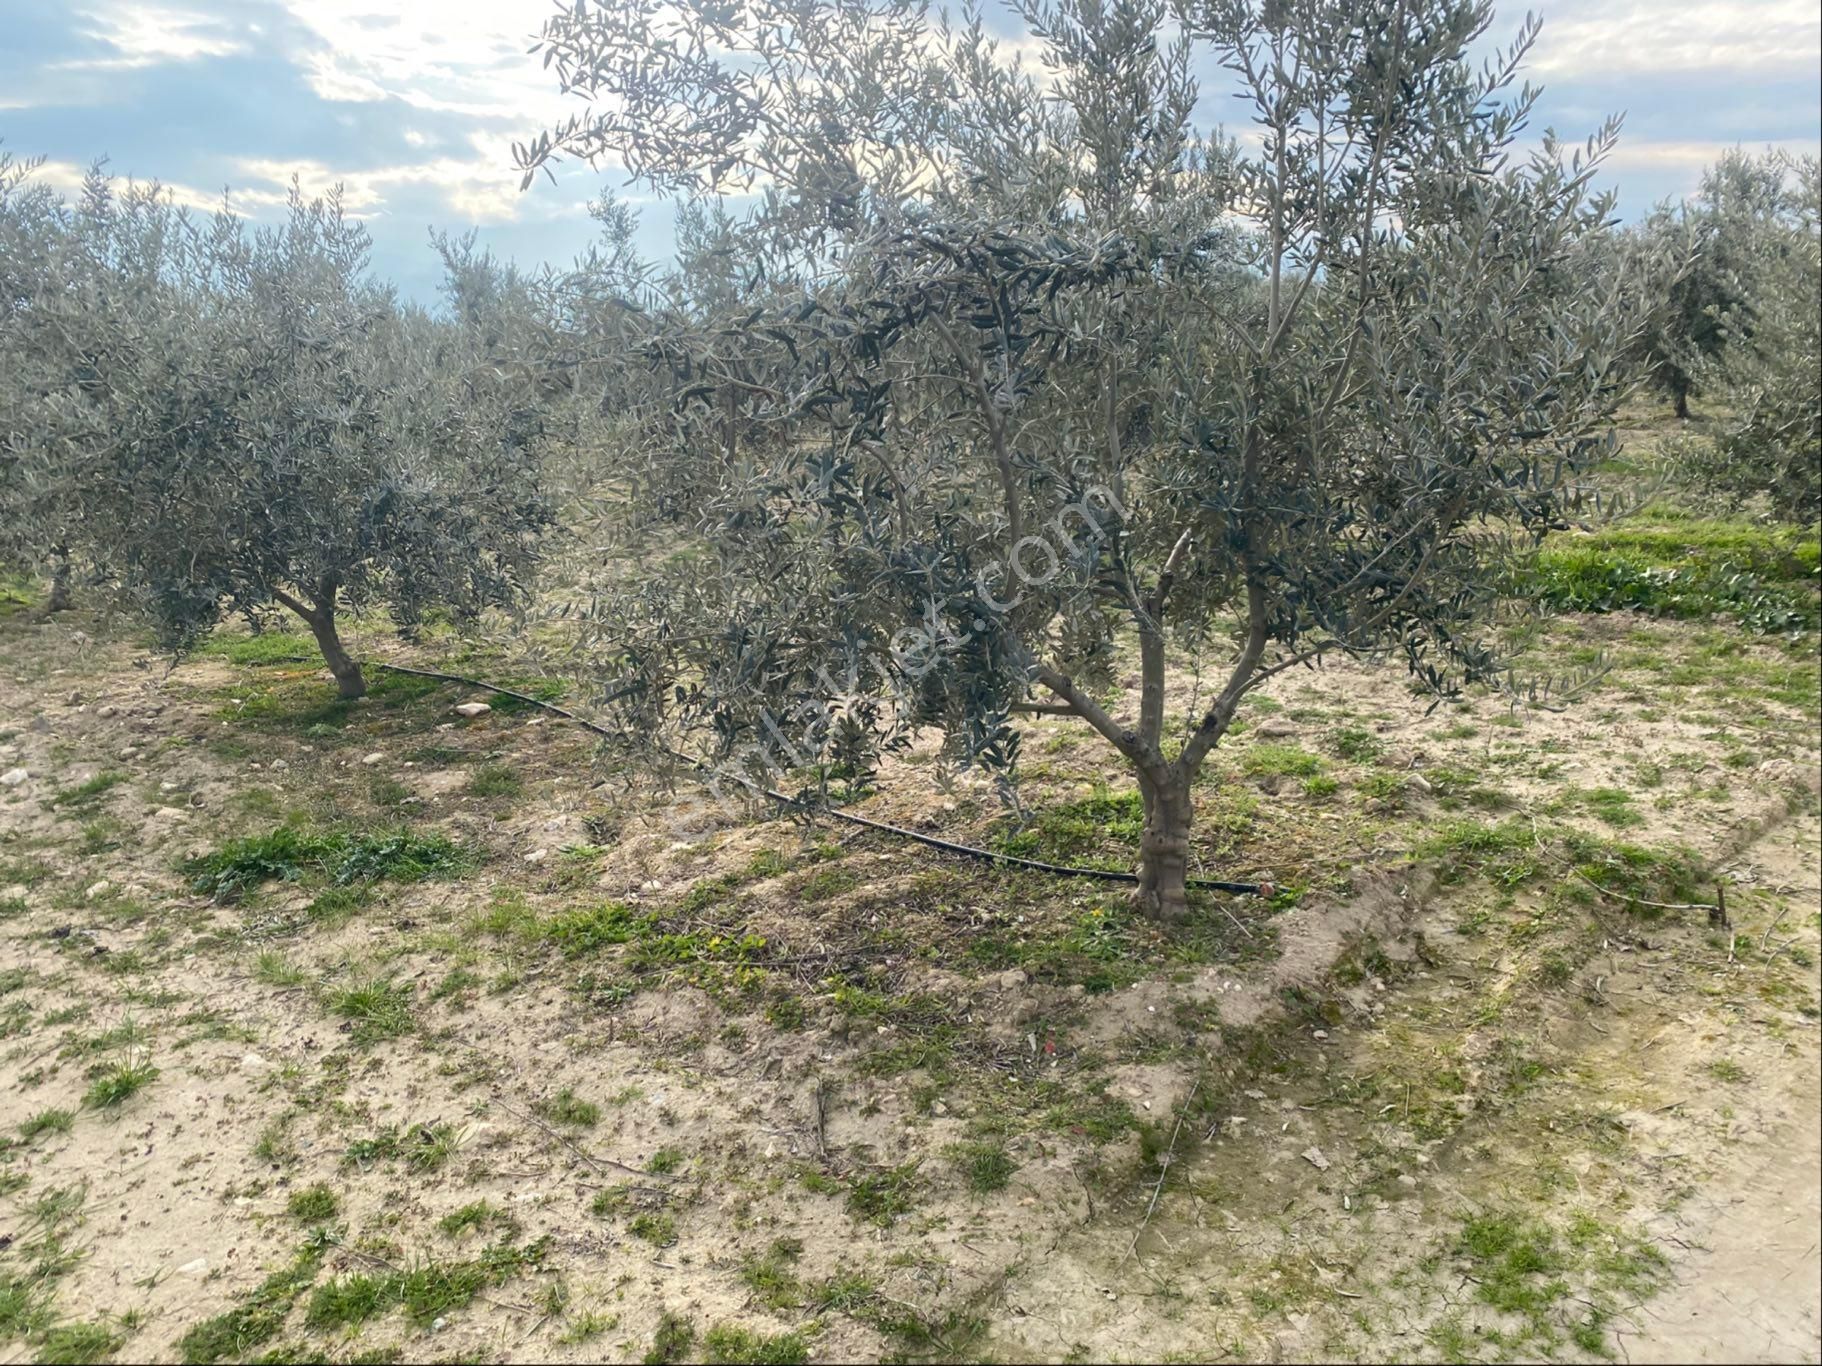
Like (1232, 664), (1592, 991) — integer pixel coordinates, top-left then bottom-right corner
(0, 767), (27, 787)
(160, 780), (179, 792)
(85, 880), (113, 900)
(361, 752), (384, 765)
(523, 849), (549, 865)
(152, 806), (190, 822)
(454, 702), (492, 718)
(1301, 1146), (1331, 1171)
(177, 1257), (209, 1275)
(97, 704), (118, 718)
(118, 746), (138, 760)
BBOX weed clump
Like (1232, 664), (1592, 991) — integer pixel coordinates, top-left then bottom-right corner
(185, 825), (472, 901)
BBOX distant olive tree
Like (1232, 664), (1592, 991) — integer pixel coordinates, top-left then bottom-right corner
(1, 170), (553, 696)
(1629, 148), (1794, 420)
(1680, 154), (1820, 522)
(0, 153), (149, 611)
(527, 0), (1641, 918)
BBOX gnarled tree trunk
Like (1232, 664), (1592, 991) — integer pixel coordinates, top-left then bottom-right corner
(306, 608), (367, 699)
(276, 584), (366, 699)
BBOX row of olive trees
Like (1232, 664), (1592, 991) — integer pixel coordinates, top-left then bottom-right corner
(1625, 149), (1820, 521)
(518, 0), (1658, 918)
(0, 158), (557, 695)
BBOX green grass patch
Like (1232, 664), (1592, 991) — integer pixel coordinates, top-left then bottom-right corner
(702, 1323), (811, 1365)
(203, 630), (319, 667)
(286, 1185), (339, 1223)
(83, 1060), (157, 1108)
(945, 1140), (1017, 1193)
(46, 772), (128, 811)
(739, 1239), (804, 1310)
(438, 1201), (519, 1240)
(1526, 518), (1819, 633)
(173, 1243), (326, 1363)
(995, 788), (1143, 871)
(34, 1320), (122, 1363)
(185, 825), (472, 901)
(304, 1241), (543, 1331)
(329, 977), (416, 1044)
(846, 1164), (921, 1227)
(466, 762), (523, 799)
(17, 1109), (74, 1142)
(644, 1310), (696, 1364)
(1241, 744), (1324, 778)
(535, 1089), (601, 1128)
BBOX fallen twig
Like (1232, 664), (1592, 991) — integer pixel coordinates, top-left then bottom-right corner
(491, 1096), (659, 1181)
(1121, 1075), (1201, 1267)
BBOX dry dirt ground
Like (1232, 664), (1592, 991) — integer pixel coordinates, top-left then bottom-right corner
(0, 591), (1817, 1365)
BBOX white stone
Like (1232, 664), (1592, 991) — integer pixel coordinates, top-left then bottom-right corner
(1301, 1146), (1331, 1171)
(0, 767), (27, 787)
(454, 702), (492, 718)
(152, 806), (190, 822)
(177, 1257), (209, 1275)
(361, 751), (384, 765)
(85, 880), (112, 900)
(523, 848), (549, 865)
(240, 1053), (271, 1071)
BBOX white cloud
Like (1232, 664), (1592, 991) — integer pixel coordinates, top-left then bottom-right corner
(231, 140), (536, 223)
(277, 1), (562, 121)
(1531, 0), (1821, 78)
(65, 3), (246, 70)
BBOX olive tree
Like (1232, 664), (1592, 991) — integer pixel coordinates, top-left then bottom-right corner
(2, 172), (553, 696)
(1628, 148), (1793, 420)
(526, 0), (1640, 918)
(0, 156), (158, 611)
(1681, 154), (1820, 522)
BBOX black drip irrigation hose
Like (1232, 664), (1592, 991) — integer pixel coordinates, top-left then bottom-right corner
(375, 662), (1274, 897)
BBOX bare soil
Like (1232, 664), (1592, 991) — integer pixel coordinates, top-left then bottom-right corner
(1, 596), (1817, 1365)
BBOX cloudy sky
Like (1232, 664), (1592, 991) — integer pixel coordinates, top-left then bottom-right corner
(3, 0), (1817, 304)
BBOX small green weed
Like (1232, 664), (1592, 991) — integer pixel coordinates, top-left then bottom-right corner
(286, 1186), (339, 1223)
(83, 1059), (158, 1108)
(330, 978), (416, 1044)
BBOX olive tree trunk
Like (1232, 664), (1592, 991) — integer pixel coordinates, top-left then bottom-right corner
(307, 608), (367, 699)
(45, 546), (72, 613)
(1135, 769), (1194, 922)
(275, 585), (366, 699)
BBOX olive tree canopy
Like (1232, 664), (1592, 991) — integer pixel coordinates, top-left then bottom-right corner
(1, 170), (554, 696)
(525, 0), (1643, 918)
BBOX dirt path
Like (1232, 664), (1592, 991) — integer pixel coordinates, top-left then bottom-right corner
(1624, 1046), (1821, 1364)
